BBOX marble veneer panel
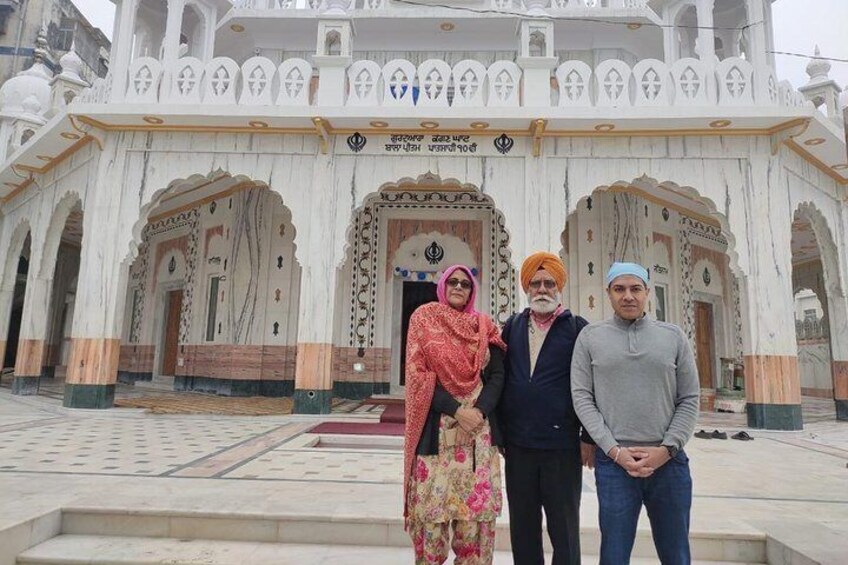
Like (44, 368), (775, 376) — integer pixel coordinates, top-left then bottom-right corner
(14, 339), (45, 376)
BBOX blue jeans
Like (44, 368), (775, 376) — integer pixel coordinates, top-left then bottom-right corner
(594, 447), (692, 565)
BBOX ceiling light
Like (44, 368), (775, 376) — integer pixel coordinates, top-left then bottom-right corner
(709, 119), (732, 128)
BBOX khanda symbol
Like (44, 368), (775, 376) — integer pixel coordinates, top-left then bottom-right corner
(425, 241), (445, 265)
(493, 133), (514, 155)
(347, 132), (367, 153)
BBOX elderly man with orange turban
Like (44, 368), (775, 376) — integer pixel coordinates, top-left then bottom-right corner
(499, 251), (594, 565)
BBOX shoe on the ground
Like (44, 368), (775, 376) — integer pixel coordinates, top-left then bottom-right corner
(711, 430), (728, 440)
(731, 431), (754, 441)
(694, 429), (712, 439)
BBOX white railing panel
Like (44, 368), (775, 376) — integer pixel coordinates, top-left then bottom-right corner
(277, 58), (313, 106)
(126, 57), (162, 103)
(670, 58), (714, 106)
(632, 59), (670, 107)
(452, 60), (487, 108)
(555, 60), (592, 107)
(347, 60), (382, 106)
(382, 59), (417, 107)
(417, 59), (451, 107)
(166, 57), (204, 104)
(716, 57), (754, 106)
(595, 59), (631, 107)
(203, 57), (240, 105)
(240, 57), (277, 105)
(486, 61), (521, 107)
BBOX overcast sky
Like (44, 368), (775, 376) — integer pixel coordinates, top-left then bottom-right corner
(72, 0), (847, 90)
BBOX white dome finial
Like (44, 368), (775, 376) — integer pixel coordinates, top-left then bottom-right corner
(805, 45), (831, 85)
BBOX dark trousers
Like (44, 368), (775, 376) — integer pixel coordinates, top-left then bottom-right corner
(594, 447), (693, 565)
(505, 444), (582, 565)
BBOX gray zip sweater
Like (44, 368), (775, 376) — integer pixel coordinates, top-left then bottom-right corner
(571, 315), (700, 455)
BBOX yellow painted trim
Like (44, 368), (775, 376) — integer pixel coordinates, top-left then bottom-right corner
(312, 117), (331, 154)
(0, 178), (34, 203)
(148, 181), (259, 223)
(68, 114), (103, 150)
(784, 139), (848, 186)
(75, 114), (811, 139)
(531, 119), (547, 157)
(607, 185), (722, 228)
(13, 136), (95, 176)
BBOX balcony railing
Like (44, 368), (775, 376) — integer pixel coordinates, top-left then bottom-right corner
(77, 54), (810, 111)
(230, 0), (649, 12)
(796, 318), (829, 341)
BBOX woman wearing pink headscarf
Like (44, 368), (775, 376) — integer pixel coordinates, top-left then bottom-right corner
(403, 264), (507, 565)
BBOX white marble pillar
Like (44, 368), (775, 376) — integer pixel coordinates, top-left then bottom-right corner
(292, 151), (340, 414)
(741, 146), (802, 430)
(109, 0), (139, 102)
(695, 0), (716, 65)
(0, 287), (13, 373)
(11, 276), (52, 395)
(744, 0), (771, 102)
(63, 141), (134, 409)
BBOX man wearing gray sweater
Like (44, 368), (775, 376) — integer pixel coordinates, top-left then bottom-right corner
(571, 262), (699, 565)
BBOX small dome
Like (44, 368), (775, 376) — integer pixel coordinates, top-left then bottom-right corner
(59, 46), (84, 81)
(0, 62), (52, 116)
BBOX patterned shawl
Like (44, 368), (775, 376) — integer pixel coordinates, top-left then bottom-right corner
(403, 266), (506, 526)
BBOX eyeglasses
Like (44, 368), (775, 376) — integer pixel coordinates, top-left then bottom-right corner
(446, 278), (473, 290)
(529, 280), (558, 291)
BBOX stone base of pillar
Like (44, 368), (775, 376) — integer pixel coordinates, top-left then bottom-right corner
(332, 381), (390, 400)
(746, 403), (803, 430)
(833, 362), (847, 421)
(12, 376), (40, 395)
(293, 389), (332, 414)
(63, 384), (115, 409)
(836, 400), (848, 421)
(117, 371), (153, 385)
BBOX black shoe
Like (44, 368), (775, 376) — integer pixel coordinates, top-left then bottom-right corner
(694, 429), (712, 439)
(711, 430), (728, 440)
(731, 431), (754, 441)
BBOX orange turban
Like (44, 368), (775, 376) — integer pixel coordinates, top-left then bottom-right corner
(520, 252), (567, 293)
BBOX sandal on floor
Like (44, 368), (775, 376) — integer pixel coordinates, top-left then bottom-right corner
(731, 431), (754, 441)
(711, 430), (728, 440)
(694, 429), (712, 439)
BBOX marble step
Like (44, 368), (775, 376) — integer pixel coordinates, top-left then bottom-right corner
(59, 508), (767, 563)
(16, 535), (766, 565)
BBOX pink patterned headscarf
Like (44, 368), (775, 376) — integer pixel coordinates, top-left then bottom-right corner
(436, 264), (478, 314)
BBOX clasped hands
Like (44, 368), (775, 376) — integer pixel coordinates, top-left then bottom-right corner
(608, 446), (671, 478)
(453, 407), (484, 446)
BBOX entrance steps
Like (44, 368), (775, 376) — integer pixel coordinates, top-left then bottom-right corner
(133, 376), (175, 392)
(14, 508), (767, 564)
(16, 535), (760, 565)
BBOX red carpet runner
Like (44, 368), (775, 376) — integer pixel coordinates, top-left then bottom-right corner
(309, 400), (406, 436)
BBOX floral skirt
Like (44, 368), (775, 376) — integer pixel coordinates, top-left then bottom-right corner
(407, 409), (502, 524)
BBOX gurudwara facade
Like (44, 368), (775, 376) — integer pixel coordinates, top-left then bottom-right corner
(0, 0), (846, 431)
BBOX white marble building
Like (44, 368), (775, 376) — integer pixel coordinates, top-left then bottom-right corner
(0, 0), (846, 430)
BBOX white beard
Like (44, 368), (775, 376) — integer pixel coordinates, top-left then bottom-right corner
(529, 294), (561, 315)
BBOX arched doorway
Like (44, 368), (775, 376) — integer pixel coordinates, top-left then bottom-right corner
(120, 173), (301, 397)
(791, 204), (848, 421)
(1, 223), (31, 386)
(561, 179), (744, 414)
(35, 195), (84, 388)
(333, 174), (515, 397)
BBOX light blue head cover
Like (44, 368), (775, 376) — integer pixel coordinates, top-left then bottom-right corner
(606, 262), (649, 288)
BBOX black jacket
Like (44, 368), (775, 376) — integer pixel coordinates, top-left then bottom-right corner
(415, 345), (506, 455)
(499, 308), (592, 450)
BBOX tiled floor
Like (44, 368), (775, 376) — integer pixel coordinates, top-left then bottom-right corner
(0, 386), (846, 562)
